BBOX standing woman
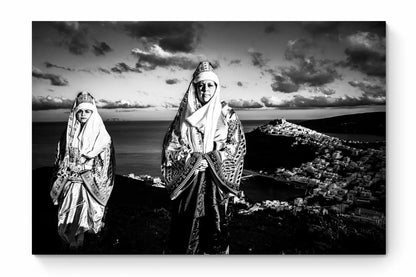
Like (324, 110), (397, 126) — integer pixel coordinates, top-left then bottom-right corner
(50, 91), (115, 249)
(161, 61), (246, 254)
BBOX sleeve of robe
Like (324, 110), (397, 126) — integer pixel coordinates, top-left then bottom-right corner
(161, 124), (205, 200)
(205, 104), (246, 194)
(162, 104), (246, 200)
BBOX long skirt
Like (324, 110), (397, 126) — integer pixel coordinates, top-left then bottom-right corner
(168, 172), (232, 254)
(57, 181), (105, 247)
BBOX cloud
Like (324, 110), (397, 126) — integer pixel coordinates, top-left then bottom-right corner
(270, 73), (300, 93)
(98, 67), (111, 74)
(111, 62), (142, 74)
(302, 22), (385, 39)
(32, 95), (73, 110)
(285, 38), (316, 61)
(44, 61), (75, 72)
(342, 31), (386, 77)
(302, 22), (340, 38)
(92, 41), (113, 56)
(268, 39), (341, 93)
(348, 80), (386, 97)
(229, 59), (241, 65)
(44, 61), (92, 73)
(161, 101), (179, 108)
(131, 44), (205, 71)
(259, 96), (286, 107)
(308, 86), (336, 95)
(261, 94), (385, 108)
(248, 49), (268, 68)
(96, 99), (153, 109)
(32, 95), (155, 110)
(166, 78), (180, 85)
(32, 67), (69, 86)
(124, 22), (203, 53)
(228, 99), (263, 109)
(283, 59), (341, 86)
(52, 22), (89, 55)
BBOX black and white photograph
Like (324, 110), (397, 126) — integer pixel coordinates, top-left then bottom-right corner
(32, 21), (387, 255)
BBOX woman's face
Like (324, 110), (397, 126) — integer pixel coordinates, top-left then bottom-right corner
(196, 80), (217, 104)
(76, 109), (93, 124)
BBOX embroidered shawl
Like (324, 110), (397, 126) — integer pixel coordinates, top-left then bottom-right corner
(50, 93), (115, 206)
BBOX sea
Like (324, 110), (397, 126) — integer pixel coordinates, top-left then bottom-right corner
(32, 120), (270, 177)
(32, 120), (385, 177)
(33, 120), (385, 202)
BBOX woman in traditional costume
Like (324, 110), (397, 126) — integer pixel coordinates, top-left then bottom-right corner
(161, 61), (246, 254)
(50, 91), (115, 249)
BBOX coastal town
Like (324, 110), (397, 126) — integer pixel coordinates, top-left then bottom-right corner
(240, 119), (386, 227)
(124, 118), (385, 228)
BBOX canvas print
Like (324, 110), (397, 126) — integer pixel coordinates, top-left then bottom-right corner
(32, 21), (386, 254)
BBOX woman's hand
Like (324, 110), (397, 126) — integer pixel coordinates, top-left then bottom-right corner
(196, 159), (208, 171)
(69, 164), (82, 173)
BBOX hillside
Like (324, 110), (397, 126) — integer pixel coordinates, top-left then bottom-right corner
(296, 112), (386, 136)
(32, 167), (385, 254)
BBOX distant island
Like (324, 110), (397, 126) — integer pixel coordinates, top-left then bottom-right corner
(32, 112), (386, 254)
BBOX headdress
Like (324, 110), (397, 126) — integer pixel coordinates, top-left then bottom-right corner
(65, 91), (111, 159)
(178, 61), (226, 153)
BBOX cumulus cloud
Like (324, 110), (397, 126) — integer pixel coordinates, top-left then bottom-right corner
(342, 31), (386, 77)
(32, 95), (155, 110)
(32, 67), (69, 86)
(261, 94), (385, 108)
(349, 80), (386, 97)
(270, 73), (300, 93)
(161, 101), (179, 108)
(248, 49), (268, 68)
(283, 60), (341, 86)
(52, 22), (89, 55)
(96, 99), (153, 109)
(269, 39), (341, 93)
(166, 78), (181, 85)
(92, 41), (113, 56)
(285, 38), (316, 61)
(32, 95), (73, 110)
(308, 86), (336, 95)
(260, 96), (286, 107)
(124, 22), (203, 53)
(111, 62), (142, 74)
(228, 99), (263, 109)
(131, 44), (205, 71)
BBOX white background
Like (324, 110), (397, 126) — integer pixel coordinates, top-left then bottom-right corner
(0, 0), (414, 276)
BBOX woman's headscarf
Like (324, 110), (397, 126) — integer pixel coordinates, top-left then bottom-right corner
(65, 91), (111, 159)
(179, 61), (227, 153)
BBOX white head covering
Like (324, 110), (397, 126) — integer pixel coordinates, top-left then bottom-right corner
(66, 91), (111, 159)
(180, 62), (225, 153)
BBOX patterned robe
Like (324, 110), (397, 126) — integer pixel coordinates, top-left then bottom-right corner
(162, 101), (246, 254)
(50, 129), (115, 246)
